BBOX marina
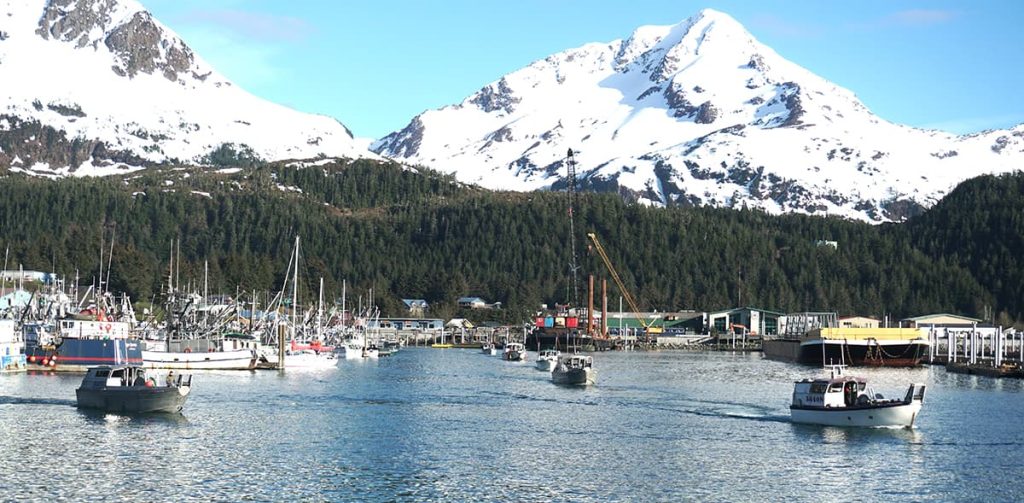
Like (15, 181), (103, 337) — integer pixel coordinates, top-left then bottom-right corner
(3, 348), (1024, 501)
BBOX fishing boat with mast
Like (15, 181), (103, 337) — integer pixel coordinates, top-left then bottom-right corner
(140, 240), (257, 371)
(23, 266), (144, 372)
(336, 286), (381, 360)
(260, 236), (340, 369)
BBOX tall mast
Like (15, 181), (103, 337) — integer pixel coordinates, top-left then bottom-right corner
(168, 239), (174, 297)
(98, 230), (104, 298)
(292, 236), (300, 342)
(317, 277), (324, 340)
(566, 148), (580, 310)
(175, 238), (181, 296)
(2, 245), (8, 295)
(105, 225), (115, 296)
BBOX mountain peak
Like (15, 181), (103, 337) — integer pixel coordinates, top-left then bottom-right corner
(32, 0), (210, 84)
(373, 9), (1024, 223)
(614, 9), (761, 82)
(0, 0), (374, 175)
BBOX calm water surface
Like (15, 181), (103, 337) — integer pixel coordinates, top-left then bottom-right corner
(2, 348), (1022, 501)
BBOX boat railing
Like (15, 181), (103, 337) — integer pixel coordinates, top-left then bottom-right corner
(173, 374), (193, 388)
(904, 383), (926, 403)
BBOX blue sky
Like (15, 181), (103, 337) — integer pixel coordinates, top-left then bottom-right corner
(144, 0), (1024, 140)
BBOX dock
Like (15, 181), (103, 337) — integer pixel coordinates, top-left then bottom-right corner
(925, 325), (1024, 378)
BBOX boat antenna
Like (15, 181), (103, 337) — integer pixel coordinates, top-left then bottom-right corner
(2, 245), (8, 295)
(105, 224), (116, 297)
(566, 148), (580, 310)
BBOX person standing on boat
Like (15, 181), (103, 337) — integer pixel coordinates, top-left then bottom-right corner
(166, 370), (175, 387)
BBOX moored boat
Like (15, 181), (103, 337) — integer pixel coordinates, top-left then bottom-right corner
(795, 328), (931, 367)
(790, 366), (926, 428)
(75, 365), (191, 414)
(282, 348), (338, 368)
(481, 342), (498, 356)
(551, 354), (596, 385)
(536, 349), (560, 371)
(338, 335), (380, 359)
(0, 320), (26, 373)
(25, 319), (142, 372)
(142, 333), (258, 370)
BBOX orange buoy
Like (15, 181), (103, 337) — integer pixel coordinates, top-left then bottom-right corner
(28, 355), (36, 363)
(41, 359), (49, 366)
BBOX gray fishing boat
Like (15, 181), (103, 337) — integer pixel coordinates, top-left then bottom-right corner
(76, 365), (192, 414)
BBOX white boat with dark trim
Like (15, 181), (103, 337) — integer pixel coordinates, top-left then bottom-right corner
(338, 335), (379, 359)
(790, 366), (926, 428)
(481, 342), (498, 356)
(282, 348), (338, 368)
(502, 342), (526, 361)
(142, 333), (258, 370)
(551, 354), (596, 385)
(535, 349), (560, 371)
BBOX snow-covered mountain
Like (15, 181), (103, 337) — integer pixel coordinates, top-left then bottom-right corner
(0, 0), (372, 177)
(373, 9), (1024, 222)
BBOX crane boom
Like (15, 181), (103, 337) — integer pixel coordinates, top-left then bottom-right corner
(586, 232), (650, 332)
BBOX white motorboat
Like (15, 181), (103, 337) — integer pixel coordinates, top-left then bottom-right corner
(281, 349), (338, 369)
(481, 342), (498, 356)
(502, 342), (526, 361)
(790, 366), (926, 428)
(338, 335), (379, 359)
(535, 349), (560, 371)
(551, 354), (596, 385)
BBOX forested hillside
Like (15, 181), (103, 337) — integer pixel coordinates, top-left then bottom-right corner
(0, 160), (1018, 326)
(905, 173), (1024, 326)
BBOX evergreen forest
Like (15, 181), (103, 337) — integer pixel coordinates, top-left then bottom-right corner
(0, 159), (1021, 327)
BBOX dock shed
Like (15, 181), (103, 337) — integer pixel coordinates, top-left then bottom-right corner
(901, 313), (985, 328)
(708, 307), (782, 336)
(838, 316), (880, 329)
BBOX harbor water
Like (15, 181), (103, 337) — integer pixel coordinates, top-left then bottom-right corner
(2, 348), (1023, 501)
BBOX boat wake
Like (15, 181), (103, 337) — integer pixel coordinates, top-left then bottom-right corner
(0, 395), (76, 407)
(648, 402), (791, 424)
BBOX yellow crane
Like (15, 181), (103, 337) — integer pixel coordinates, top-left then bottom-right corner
(586, 232), (655, 342)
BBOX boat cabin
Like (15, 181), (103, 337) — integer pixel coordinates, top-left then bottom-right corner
(558, 355), (593, 370)
(80, 365), (156, 389)
(538, 349), (560, 358)
(792, 376), (871, 408)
